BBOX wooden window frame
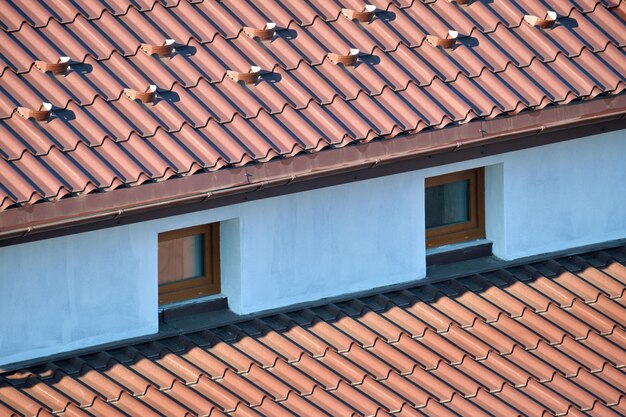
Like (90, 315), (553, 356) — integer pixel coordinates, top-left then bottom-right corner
(158, 223), (220, 305)
(425, 168), (485, 248)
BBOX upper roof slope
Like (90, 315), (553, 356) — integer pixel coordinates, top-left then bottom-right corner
(0, 0), (625, 211)
(1, 244), (625, 416)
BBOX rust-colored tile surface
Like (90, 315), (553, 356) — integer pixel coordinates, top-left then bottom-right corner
(1, 245), (625, 416)
(0, 0), (625, 210)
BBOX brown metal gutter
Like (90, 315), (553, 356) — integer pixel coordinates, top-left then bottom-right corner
(1, 94), (625, 243)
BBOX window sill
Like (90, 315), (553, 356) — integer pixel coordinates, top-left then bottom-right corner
(159, 294), (228, 323)
(426, 239), (492, 266)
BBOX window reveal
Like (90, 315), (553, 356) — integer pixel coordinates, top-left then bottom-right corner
(158, 223), (220, 305)
(425, 168), (485, 248)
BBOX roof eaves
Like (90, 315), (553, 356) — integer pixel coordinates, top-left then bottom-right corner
(1, 94), (625, 244)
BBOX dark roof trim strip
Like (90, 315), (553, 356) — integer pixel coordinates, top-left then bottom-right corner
(1, 95), (625, 242)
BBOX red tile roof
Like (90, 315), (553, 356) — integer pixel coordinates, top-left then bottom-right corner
(1, 245), (626, 416)
(0, 0), (625, 211)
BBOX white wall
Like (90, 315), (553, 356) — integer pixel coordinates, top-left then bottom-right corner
(499, 133), (626, 258)
(1, 129), (624, 366)
(0, 226), (156, 366)
(414, 129), (626, 259)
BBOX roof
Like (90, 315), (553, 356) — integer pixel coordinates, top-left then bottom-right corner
(1, 245), (625, 416)
(0, 0), (625, 215)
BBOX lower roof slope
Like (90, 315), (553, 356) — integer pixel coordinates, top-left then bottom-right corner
(0, 0), (625, 211)
(1, 245), (625, 416)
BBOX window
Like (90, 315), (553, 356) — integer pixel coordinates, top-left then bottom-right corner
(425, 168), (485, 248)
(158, 223), (220, 305)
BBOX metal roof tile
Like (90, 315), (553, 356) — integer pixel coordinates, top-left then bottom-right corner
(478, 349), (531, 386)
(1, 0), (624, 210)
(519, 377), (572, 415)
(600, 258), (626, 284)
(573, 265), (626, 298)
(191, 374), (241, 412)
(541, 303), (595, 339)
(317, 349), (366, 385)
(73, 366), (124, 403)
(554, 335), (608, 372)
(469, 387), (523, 416)
(112, 390), (160, 417)
(571, 369), (623, 406)
(274, 390), (324, 416)
(532, 342), (580, 379)
(139, 386), (191, 417)
(579, 330), (626, 367)
(590, 294), (626, 326)
(588, 401), (626, 417)
(165, 379), (218, 416)
(465, 320), (517, 355)
(429, 361), (480, 398)
(304, 384), (357, 417)
(392, 332), (444, 371)
(332, 379), (385, 416)
(266, 359), (316, 396)
(442, 391), (491, 417)
(453, 357), (505, 392)
(493, 382), (546, 417)
(215, 369), (266, 407)
(45, 371), (99, 408)
(356, 375), (406, 413)
(444, 323), (494, 358)
(82, 396), (126, 417)
(567, 298), (619, 334)
(243, 363), (291, 401)
(292, 353), (340, 390)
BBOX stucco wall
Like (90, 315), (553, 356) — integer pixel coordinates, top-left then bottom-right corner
(498, 133), (626, 258)
(415, 129), (626, 260)
(0, 226), (156, 366)
(1, 129), (624, 366)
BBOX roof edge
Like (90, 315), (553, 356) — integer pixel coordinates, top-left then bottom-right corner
(1, 95), (625, 243)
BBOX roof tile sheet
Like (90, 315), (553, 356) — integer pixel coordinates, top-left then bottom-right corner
(0, 0), (625, 210)
(1, 245), (625, 416)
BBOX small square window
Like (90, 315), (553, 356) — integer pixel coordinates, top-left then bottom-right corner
(425, 168), (485, 248)
(158, 224), (220, 305)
